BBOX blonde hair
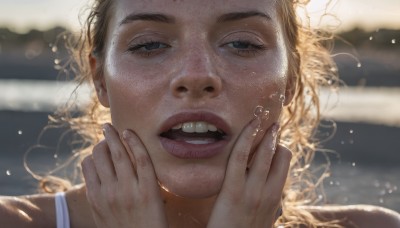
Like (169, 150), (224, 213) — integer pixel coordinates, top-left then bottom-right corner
(35, 0), (343, 227)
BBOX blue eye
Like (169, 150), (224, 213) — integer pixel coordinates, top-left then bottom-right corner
(230, 41), (252, 49)
(128, 41), (170, 56)
(225, 40), (267, 56)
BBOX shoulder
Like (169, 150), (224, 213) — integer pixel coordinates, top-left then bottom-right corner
(0, 193), (56, 228)
(301, 204), (400, 228)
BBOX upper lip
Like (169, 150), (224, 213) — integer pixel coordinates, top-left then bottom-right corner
(159, 111), (231, 136)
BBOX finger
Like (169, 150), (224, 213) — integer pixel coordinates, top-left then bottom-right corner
(92, 139), (116, 185)
(122, 130), (158, 189)
(223, 117), (261, 188)
(264, 145), (292, 199)
(103, 123), (136, 183)
(246, 123), (279, 188)
(82, 155), (101, 189)
(81, 155), (105, 215)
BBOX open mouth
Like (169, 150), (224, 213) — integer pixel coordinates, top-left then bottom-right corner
(160, 121), (227, 145)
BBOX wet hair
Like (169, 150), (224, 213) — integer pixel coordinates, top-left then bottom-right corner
(37, 0), (342, 227)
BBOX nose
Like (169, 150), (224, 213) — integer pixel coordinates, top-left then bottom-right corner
(170, 47), (222, 99)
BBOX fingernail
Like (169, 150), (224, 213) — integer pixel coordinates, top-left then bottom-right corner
(102, 124), (108, 136)
(122, 130), (130, 140)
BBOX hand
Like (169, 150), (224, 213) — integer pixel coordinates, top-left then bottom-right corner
(81, 123), (168, 228)
(207, 118), (292, 228)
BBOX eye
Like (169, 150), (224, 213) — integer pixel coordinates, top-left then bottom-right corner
(224, 40), (267, 57)
(127, 41), (170, 57)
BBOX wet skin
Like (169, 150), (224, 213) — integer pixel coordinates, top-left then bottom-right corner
(93, 0), (293, 199)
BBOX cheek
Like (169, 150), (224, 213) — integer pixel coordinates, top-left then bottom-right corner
(104, 57), (166, 130)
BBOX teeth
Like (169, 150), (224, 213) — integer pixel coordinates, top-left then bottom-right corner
(172, 123), (182, 130)
(182, 122), (195, 133)
(172, 121), (219, 133)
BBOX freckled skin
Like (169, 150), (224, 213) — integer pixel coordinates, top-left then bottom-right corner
(95, 0), (291, 198)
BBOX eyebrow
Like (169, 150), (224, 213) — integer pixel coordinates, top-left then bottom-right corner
(119, 10), (271, 26)
(217, 11), (272, 22)
(120, 13), (175, 26)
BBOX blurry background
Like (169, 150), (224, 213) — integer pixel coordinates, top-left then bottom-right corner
(0, 0), (399, 212)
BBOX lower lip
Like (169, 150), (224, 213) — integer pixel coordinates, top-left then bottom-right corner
(159, 137), (229, 159)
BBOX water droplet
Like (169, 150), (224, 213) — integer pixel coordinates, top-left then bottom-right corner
(391, 39), (396, 44)
(369, 36), (373, 41)
(341, 140), (345, 145)
(279, 94), (286, 103)
(327, 79), (333, 85)
(329, 181), (334, 185)
(373, 180), (380, 188)
(379, 198), (384, 204)
(349, 129), (354, 134)
(49, 43), (53, 48)
(349, 139), (354, 144)
(335, 181), (341, 186)
(17, 130), (23, 135)
(52, 46), (58, 53)
(269, 92), (278, 99)
(254, 105), (264, 117)
(6, 170), (11, 176)
(54, 154), (58, 159)
(357, 63), (362, 68)
(352, 162), (356, 167)
(54, 59), (61, 65)
(263, 109), (270, 120)
(318, 194), (323, 200)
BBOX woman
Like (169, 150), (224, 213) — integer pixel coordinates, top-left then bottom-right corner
(1, 0), (399, 227)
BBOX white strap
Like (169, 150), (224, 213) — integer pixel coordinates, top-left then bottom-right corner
(55, 192), (70, 228)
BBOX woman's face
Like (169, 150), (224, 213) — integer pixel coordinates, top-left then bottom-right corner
(94, 0), (293, 198)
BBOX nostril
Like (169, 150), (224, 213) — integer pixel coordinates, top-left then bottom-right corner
(204, 86), (214, 93)
(177, 86), (188, 93)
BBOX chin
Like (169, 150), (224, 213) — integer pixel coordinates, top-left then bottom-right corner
(157, 166), (225, 199)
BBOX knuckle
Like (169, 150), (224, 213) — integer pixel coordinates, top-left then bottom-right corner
(245, 194), (261, 212)
(104, 187), (117, 206)
(135, 154), (150, 168)
(234, 151), (249, 164)
(111, 148), (123, 161)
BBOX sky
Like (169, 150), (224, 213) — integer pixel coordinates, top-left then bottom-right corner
(0, 0), (399, 32)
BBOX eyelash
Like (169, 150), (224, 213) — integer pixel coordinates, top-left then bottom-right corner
(127, 40), (170, 57)
(224, 40), (267, 56)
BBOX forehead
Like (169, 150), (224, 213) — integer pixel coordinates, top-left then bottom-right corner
(112, 0), (279, 23)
